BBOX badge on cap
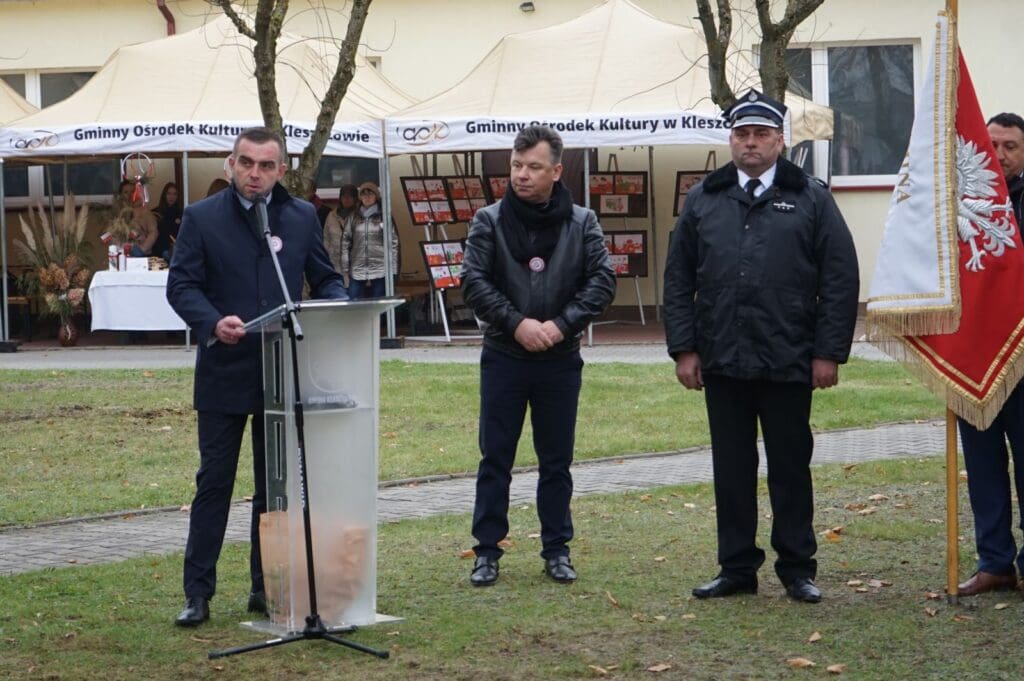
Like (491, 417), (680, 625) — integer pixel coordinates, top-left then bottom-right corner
(270, 236), (283, 253)
(528, 257), (546, 273)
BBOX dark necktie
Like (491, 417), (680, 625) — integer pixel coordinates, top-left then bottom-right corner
(745, 178), (761, 200)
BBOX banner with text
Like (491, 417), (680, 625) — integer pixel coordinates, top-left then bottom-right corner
(385, 111), (755, 154)
(0, 120), (384, 159)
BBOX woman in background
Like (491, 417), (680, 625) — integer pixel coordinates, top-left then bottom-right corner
(152, 182), (182, 261)
(340, 182), (398, 298)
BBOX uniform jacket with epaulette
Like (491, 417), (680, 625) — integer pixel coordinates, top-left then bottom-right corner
(663, 157), (859, 384)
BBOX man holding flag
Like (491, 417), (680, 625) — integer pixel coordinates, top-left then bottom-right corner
(955, 113), (1024, 596)
(866, 9), (1024, 598)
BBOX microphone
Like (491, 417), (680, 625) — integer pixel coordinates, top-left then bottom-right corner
(253, 194), (271, 238)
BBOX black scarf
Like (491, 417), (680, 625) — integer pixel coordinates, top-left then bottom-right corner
(499, 180), (573, 263)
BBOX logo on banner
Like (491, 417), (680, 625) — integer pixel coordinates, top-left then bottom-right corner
(398, 121), (450, 146)
(10, 129), (59, 150)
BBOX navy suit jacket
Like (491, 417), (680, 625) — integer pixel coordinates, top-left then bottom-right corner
(167, 183), (348, 414)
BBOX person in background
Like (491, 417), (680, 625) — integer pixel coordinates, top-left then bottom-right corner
(460, 125), (616, 586)
(152, 182), (183, 261)
(954, 112), (1024, 596)
(167, 126), (347, 627)
(308, 181), (333, 229)
(663, 89), (859, 604)
(323, 183), (359, 271)
(340, 182), (398, 298)
(205, 178), (230, 197)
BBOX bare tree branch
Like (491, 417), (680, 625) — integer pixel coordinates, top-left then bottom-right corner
(754, 0), (825, 102)
(209, 0), (257, 40)
(695, 0), (736, 110)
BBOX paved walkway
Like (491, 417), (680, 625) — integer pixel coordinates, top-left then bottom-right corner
(0, 340), (910, 577)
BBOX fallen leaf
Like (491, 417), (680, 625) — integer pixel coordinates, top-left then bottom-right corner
(639, 494), (652, 502)
(952, 614), (973, 622)
(867, 579), (884, 588)
(67, 559), (77, 564)
(927, 518), (943, 524)
(808, 631), (822, 643)
(605, 591), (620, 608)
(666, 511), (675, 516)
(212, 665), (224, 671)
(857, 506), (878, 516)
(826, 663), (847, 674)
(684, 503), (696, 509)
(846, 580), (864, 587)
(924, 607), (938, 617)
(142, 371), (154, 378)
(654, 615), (667, 621)
(159, 425), (172, 432)
(497, 538), (514, 548)
(180, 505), (191, 512)
(894, 503), (910, 509)
(823, 529), (842, 543)
(786, 657), (816, 669)
(527, 533), (541, 539)
(680, 613), (696, 620)
(868, 493), (890, 501)
(646, 663), (672, 672)
(653, 556), (667, 563)
(994, 602), (1010, 610)
(855, 587), (869, 593)
(925, 591), (941, 600)
(844, 502), (867, 511)
(842, 464), (857, 471)
(458, 549), (474, 558)
(386, 630), (400, 636)
(587, 665), (609, 676)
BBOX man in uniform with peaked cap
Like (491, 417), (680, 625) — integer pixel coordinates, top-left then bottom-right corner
(663, 89), (859, 603)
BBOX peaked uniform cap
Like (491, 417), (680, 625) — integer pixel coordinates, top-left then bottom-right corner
(724, 89), (787, 129)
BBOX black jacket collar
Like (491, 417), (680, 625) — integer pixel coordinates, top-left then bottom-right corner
(703, 157), (808, 194)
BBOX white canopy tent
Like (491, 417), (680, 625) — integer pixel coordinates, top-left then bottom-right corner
(386, 0), (832, 153)
(0, 14), (416, 344)
(384, 0), (834, 318)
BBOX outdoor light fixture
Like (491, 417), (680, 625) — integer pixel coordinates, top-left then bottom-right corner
(519, 2), (536, 12)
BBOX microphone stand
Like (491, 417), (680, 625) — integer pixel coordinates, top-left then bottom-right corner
(210, 195), (387, 661)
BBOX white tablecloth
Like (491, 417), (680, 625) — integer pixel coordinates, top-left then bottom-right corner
(88, 270), (187, 331)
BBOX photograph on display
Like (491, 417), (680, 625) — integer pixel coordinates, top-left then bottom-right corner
(674, 171), (707, 216)
(448, 264), (463, 286)
(403, 178), (427, 201)
(615, 174), (645, 195)
(603, 230), (648, 277)
(464, 177), (485, 198)
(430, 266), (455, 289)
(430, 201), (453, 223)
(443, 241), (465, 264)
(452, 199), (474, 222)
(589, 171), (649, 218)
(424, 178), (447, 200)
(599, 194), (629, 215)
(589, 173), (614, 194)
(486, 175), (510, 201)
(613, 233), (644, 254)
(410, 201), (433, 224)
(446, 177), (467, 199)
(608, 254), (630, 276)
(423, 242), (446, 266)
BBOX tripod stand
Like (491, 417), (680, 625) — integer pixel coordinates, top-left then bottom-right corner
(209, 197), (388, 660)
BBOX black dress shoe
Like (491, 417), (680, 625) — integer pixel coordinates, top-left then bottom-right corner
(470, 556), (499, 586)
(543, 555), (578, 583)
(247, 590), (268, 615)
(692, 575), (758, 599)
(175, 596), (209, 627)
(786, 577), (822, 603)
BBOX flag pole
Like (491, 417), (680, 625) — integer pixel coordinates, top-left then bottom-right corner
(945, 0), (960, 606)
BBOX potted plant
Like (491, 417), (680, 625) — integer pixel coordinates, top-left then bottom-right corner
(12, 197), (92, 346)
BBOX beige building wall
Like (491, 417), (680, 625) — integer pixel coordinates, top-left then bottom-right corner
(2, 0), (1021, 305)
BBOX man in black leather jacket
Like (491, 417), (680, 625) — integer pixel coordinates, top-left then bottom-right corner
(664, 90), (859, 604)
(461, 125), (615, 586)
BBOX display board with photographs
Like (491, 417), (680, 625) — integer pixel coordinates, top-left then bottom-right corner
(420, 239), (466, 290)
(674, 171), (709, 216)
(401, 176), (489, 225)
(602, 230), (648, 278)
(589, 172), (648, 218)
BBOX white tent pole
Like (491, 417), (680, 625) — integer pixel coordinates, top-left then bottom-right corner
(1, 158), (9, 343)
(181, 151), (190, 208)
(380, 121), (396, 339)
(648, 145), (660, 322)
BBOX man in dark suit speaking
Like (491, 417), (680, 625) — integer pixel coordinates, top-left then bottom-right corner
(167, 127), (348, 627)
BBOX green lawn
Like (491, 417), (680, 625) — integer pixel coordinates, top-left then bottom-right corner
(0, 457), (1016, 680)
(0, 359), (944, 526)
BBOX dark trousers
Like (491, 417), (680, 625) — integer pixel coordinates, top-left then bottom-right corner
(703, 374), (817, 585)
(348, 277), (386, 299)
(957, 382), (1024, 576)
(183, 411), (266, 600)
(472, 347), (583, 560)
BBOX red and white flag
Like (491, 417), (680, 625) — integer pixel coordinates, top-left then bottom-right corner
(867, 12), (1024, 429)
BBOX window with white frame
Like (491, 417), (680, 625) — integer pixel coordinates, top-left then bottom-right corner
(786, 42), (917, 187)
(1, 70), (118, 202)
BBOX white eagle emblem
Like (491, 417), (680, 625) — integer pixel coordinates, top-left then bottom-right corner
(956, 135), (1016, 272)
